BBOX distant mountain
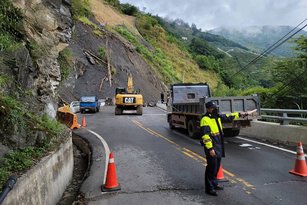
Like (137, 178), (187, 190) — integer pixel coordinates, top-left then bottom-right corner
(158, 18), (248, 51)
(210, 26), (307, 57)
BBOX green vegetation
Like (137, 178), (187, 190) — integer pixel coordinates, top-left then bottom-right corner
(0, 95), (64, 137)
(98, 47), (106, 59)
(59, 48), (74, 81)
(190, 37), (224, 59)
(71, 0), (91, 18)
(0, 96), (26, 136)
(211, 26), (307, 57)
(120, 3), (138, 16)
(115, 25), (179, 83)
(115, 26), (138, 44)
(0, 94), (65, 190)
(135, 14), (220, 87)
(72, 0), (105, 37)
(103, 0), (138, 16)
(78, 16), (104, 37)
(0, 142), (57, 192)
(98, 0), (307, 108)
(0, 33), (21, 52)
(268, 35), (307, 108)
(0, 0), (71, 191)
(28, 40), (48, 60)
(0, 74), (10, 87)
(0, 0), (23, 37)
(0, 0), (23, 52)
(104, 0), (120, 8)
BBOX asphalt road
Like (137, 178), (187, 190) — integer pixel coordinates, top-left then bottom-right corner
(81, 106), (307, 205)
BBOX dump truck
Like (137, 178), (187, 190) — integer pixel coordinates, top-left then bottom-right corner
(167, 83), (260, 138)
(115, 73), (143, 115)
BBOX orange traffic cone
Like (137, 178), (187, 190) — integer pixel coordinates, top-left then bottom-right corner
(81, 116), (86, 127)
(217, 164), (228, 182)
(102, 152), (121, 192)
(289, 142), (307, 177)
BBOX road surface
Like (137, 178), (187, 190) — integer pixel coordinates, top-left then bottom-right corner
(80, 106), (307, 205)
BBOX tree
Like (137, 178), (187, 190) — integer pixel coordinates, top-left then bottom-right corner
(191, 23), (200, 35)
(270, 35), (307, 107)
(120, 3), (138, 16)
(190, 37), (224, 59)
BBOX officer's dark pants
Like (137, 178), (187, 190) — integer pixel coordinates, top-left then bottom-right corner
(205, 155), (221, 191)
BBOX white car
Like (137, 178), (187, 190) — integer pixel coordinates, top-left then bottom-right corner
(70, 101), (80, 113)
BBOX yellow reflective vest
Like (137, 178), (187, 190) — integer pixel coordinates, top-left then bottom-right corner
(200, 112), (239, 157)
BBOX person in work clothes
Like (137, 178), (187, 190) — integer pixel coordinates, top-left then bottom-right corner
(200, 101), (244, 196)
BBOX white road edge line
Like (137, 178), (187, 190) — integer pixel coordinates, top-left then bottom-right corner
(172, 130), (307, 157)
(87, 129), (110, 184)
(236, 136), (307, 157)
(155, 106), (168, 113)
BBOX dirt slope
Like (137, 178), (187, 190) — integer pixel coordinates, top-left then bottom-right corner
(59, 20), (165, 104)
(89, 0), (139, 35)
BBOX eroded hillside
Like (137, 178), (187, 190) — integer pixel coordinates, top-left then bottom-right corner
(59, 0), (221, 103)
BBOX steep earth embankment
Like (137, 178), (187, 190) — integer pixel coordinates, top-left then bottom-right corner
(59, 21), (165, 103)
(58, 1), (166, 103)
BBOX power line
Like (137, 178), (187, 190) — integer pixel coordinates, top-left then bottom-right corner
(270, 62), (307, 98)
(230, 18), (307, 78)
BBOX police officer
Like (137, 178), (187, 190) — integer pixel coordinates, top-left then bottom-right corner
(200, 101), (243, 196)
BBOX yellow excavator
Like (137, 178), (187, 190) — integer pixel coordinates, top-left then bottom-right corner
(115, 73), (143, 115)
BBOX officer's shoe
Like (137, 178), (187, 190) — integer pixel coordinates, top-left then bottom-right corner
(215, 185), (224, 190)
(206, 189), (218, 196)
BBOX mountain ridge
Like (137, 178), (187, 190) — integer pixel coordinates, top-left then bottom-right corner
(209, 25), (307, 57)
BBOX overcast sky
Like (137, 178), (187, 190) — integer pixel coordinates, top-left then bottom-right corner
(120, 0), (307, 31)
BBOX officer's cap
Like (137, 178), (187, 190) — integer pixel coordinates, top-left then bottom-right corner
(205, 101), (217, 108)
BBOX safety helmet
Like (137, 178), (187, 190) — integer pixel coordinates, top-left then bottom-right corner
(205, 101), (217, 109)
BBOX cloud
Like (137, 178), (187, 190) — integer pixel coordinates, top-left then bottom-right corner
(119, 0), (307, 30)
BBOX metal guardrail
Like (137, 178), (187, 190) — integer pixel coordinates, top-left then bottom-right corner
(261, 108), (307, 125)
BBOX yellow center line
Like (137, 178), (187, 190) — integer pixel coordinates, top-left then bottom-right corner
(131, 120), (256, 192)
(182, 151), (199, 161)
(182, 148), (207, 162)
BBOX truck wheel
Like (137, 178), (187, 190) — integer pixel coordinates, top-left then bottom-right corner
(115, 107), (122, 115)
(188, 120), (199, 139)
(136, 106), (143, 115)
(223, 129), (240, 137)
(169, 121), (175, 130)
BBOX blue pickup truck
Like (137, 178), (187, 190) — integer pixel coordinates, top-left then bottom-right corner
(80, 96), (100, 113)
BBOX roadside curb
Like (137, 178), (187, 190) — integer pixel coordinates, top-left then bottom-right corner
(72, 128), (109, 200)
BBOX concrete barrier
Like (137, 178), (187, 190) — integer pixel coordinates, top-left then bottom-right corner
(2, 135), (73, 205)
(57, 105), (80, 129)
(241, 120), (307, 146)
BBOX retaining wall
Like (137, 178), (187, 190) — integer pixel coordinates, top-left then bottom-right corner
(2, 135), (73, 205)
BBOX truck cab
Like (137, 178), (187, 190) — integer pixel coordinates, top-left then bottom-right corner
(80, 96), (100, 113)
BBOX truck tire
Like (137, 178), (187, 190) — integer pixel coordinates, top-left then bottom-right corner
(169, 121), (175, 130)
(223, 128), (240, 137)
(168, 115), (175, 129)
(115, 107), (122, 115)
(136, 105), (143, 115)
(187, 120), (199, 139)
